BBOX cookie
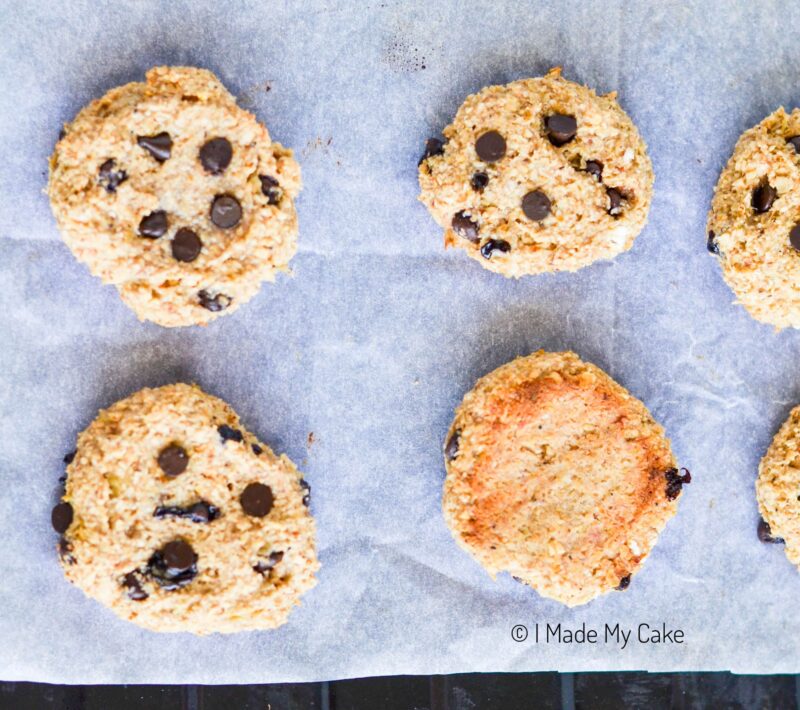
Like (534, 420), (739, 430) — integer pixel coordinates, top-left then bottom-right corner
(418, 68), (653, 277)
(52, 383), (318, 634)
(707, 108), (800, 330)
(442, 351), (688, 607)
(756, 404), (800, 566)
(48, 66), (301, 327)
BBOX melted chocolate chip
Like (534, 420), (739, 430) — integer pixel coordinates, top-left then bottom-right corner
(123, 571), (148, 601)
(522, 190), (551, 221)
(63, 451), (76, 465)
(419, 138), (445, 165)
(58, 537), (76, 565)
(157, 444), (188, 478)
(445, 429), (460, 461)
(707, 230), (720, 255)
(137, 132), (172, 162)
(585, 160), (603, 181)
(252, 443), (263, 455)
(545, 114), (577, 146)
(218, 424), (243, 443)
(758, 518), (784, 544)
(240, 482), (275, 517)
(607, 188), (624, 216)
(790, 223), (800, 252)
(664, 467), (691, 500)
(616, 575), (631, 591)
(210, 194), (242, 229)
(788, 136), (800, 154)
(198, 290), (232, 312)
(752, 182), (777, 213)
(475, 130), (506, 162)
(300, 479), (311, 506)
(98, 159), (127, 193)
(259, 175), (282, 205)
(480, 239), (511, 259)
(171, 228), (202, 262)
(470, 172), (489, 192)
(451, 211), (479, 243)
(139, 210), (168, 238)
(154, 501), (220, 524)
(254, 550), (284, 574)
(200, 137), (232, 174)
(147, 540), (198, 590)
(51, 502), (73, 533)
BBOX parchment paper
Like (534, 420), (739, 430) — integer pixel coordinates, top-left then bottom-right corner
(2, 0), (800, 682)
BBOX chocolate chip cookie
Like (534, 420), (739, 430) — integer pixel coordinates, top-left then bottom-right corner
(442, 351), (688, 607)
(52, 384), (318, 634)
(48, 67), (301, 327)
(419, 68), (654, 276)
(707, 108), (800, 329)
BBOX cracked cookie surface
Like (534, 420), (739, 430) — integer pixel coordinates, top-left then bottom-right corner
(418, 68), (653, 277)
(707, 108), (800, 329)
(442, 351), (686, 607)
(48, 66), (301, 327)
(52, 383), (318, 634)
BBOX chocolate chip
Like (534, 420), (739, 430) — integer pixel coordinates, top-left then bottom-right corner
(254, 550), (284, 574)
(58, 127), (66, 141)
(545, 114), (577, 146)
(123, 572), (148, 601)
(664, 467), (691, 500)
(470, 172), (490, 193)
(522, 190), (551, 221)
(210, 195), (242, 229)
(259, 175), (282, 205)
(58, 537), (76, 565)
(300, 479), (311, 506)
(788, 136), (800, 153)
(157, 444), (188, 477)
(758, 518), (784, 544)
(445, 429), (460, 461)
(218, 424), (243, 443)
(154, 501), (220, 524)
(138, 210), (168, 239)
(419, 138), (445, 165)
(752, 182), (777, 213)
(147, 540), (198, 590)
(199, 137), (232, 174)
(240, 482), (274, 517)
(475, 130), (506, 162)
(171, 228), (202, 262)
(137, 132), (172, 162)
(197, 289), (232, 312)
(790, 223), (800, 252)
(451, 211), (479, 243)
(585, 160), (603, 181)
(607, 187), (624, 216)
(252, 443), (263, 455)
(707, 230), (720, 255)
(98, 159), (127, 193)
(51, 502), (73, 533)
(616, 575), (631, 591)
(63, 451), (76, 465)
(480, 239), (511, 259)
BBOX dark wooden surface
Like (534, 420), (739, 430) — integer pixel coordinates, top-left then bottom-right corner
(0, 673), (797, 709)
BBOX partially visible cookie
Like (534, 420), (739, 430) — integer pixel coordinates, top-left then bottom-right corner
(442, 351), (688, 607)
(52, 383), (318, 634)
(48, 66), (301, 327)
(418, 68), (653, 276)
(707, 108), (800, 330)
(757, 404), (800, 567)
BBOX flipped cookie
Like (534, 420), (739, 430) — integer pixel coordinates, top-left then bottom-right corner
(52, 383), (318, 634)
(757, 404), (800, 567)
(707, 108), (800, 329)
(442, 351), (688, 607)
(419, 68), (653, 276)
(48, 66), (301, 327)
